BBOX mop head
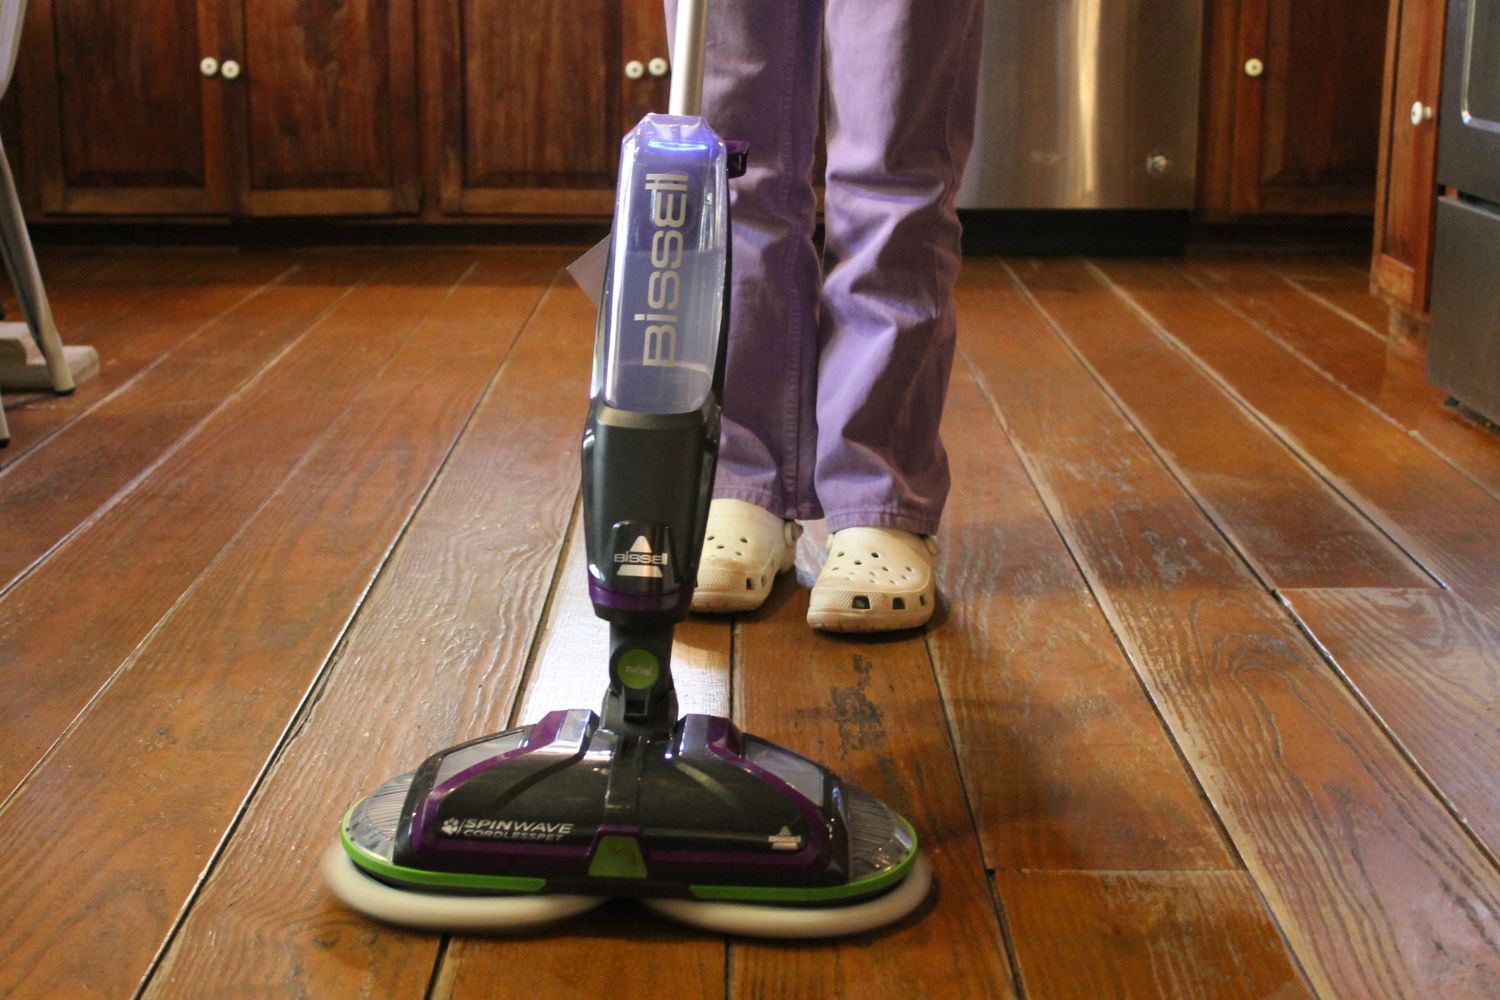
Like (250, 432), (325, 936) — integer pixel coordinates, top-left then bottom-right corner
(325, 710), (931, 938)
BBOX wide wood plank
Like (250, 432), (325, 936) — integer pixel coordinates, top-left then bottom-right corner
(22, 246), (217, 338)
(959, 264), (1500, 997)
(144, 272), (592, 999)
(997, 870), (1312, 999)
(1272, 259), (1391, 337)
(1005, 257), (1430, 591)
(934, 356), (1234, 870)
(1095, 258), (1500, 604)
(0, 252), (568, 1000)
(435, 514), (730, 1000)
(729, 566), (1015, 999)
(0, 251), (292, 464)
(1284, 588), (1500, 857)
(0, 255), (351, 590)
(0, 254), (467, 801)
(1183, 257), (1500, 500)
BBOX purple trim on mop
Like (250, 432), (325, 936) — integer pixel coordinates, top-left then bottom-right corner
(643, 714), (830, 876)
(410, 709), (594, 862)
(588, 578), (691, 615)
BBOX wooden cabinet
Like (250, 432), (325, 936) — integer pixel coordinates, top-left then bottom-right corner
(230, 0), (420, 215)
(421, 0), (669, 217)
(1371, 0), (1447, 319)
(16, 0), (231, 214)
(15, 0), (419, 217)
(1200, 0), (1390, 215)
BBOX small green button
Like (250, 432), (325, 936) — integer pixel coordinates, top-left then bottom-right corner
(587, 835), (648, 879)
(617, 649), (659, 690)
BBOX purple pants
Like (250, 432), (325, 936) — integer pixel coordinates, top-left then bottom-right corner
(665, 0), (984, 534)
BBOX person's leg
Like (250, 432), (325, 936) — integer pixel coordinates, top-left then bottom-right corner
(665, 0), (825, 520)
(813, 0), (984, 535)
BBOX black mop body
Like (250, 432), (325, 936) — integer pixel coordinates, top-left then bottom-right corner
(324, 0), (932, 939)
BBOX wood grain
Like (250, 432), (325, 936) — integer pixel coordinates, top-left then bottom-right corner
(143, 268), (592, 999)
(0, 251), (564, 1000)
(1182, 257), (1500, 500)
(435, 512), (731, 1000)
(932, 355), (1235, 870)
(1095, 258), (1500, 605)
(1284, 588), (1500, 857)
(1006, 257), (1429, 591)
(960, 263), (1500, 997)
(1229, 0), (1388, 215)
(236, 0), (421, 214)
(1370, 0), (1447, 314)
(998, 870), (1312, 999)
(728, 564), (1015, 999)
(1275, 261), (1391, 336)
(0, 254), (466, 801)
(449, 0), (614, 200)
(0, 255), (344, 588)
(20, 0), (230, 214)
(0, 249), (271, 464)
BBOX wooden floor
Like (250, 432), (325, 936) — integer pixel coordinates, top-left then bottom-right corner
(2, 245), (1498, 999)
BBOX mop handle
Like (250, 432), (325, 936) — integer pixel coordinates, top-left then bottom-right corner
(668, 0), (707, 117)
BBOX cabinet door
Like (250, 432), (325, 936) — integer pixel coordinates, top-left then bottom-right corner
(620, 0), (672, 135)
(425, 0), (641, 216)
(16, 0), (230, 215)
(1230, 0), (1390, 214)
(229, 0), (419, 215)
(1371, 0), (1446, 314)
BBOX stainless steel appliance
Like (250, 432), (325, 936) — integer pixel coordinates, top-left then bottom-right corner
(957, 0), (1202, 209)
(1429, 0), (1500, 422)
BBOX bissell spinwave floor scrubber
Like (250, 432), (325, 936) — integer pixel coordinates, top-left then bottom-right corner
(324, 0), (932, 938)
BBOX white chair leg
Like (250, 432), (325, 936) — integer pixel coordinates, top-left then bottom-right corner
(0, 133), (72, 393)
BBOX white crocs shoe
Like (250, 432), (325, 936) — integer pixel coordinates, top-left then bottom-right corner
(807, 527), (938, 632)
(691, 499), (802, 613)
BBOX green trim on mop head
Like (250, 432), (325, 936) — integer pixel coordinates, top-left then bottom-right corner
(340, 812), (547, 894)
(340, 805), (919, 903)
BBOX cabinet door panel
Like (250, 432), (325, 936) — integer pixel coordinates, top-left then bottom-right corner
(429, 0), (617, 215)
(1372, 0), (1445, 313)
(1233, 0), (1389, 214)
(18, 0), (227, 214)
(620, 0), (671, 135)
(235, 0), (419, 215)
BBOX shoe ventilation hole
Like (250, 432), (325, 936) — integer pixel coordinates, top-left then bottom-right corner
(853, 560), (863, 566)
(852, 596), (871, 610)
(739, 536), (748, 543)
(745, 577), (754, 590)
(871, 551), (880, 558)
(836, 551), (844, 558)
(707, 534), (715, 541)
(919, 595), (927, 606)
(735, 550), (743, 557)
(892, 598), (906, 610)
(715, 544), (724, 549)
(760, 574), (767, 586)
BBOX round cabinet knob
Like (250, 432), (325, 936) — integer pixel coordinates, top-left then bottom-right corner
(1146, 152), (1171, 176)
(199, 56), (219, 77)
(648, 57), (669, 78)
(1244, 57), (1265, 78)
(220, 59), (242, 80)
(624, 60), (645, 80)
(1410, 101), (1434, 126)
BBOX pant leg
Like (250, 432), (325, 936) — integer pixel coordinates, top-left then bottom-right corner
(665, 0), (825, 520)
(814, 0), (984, 534)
